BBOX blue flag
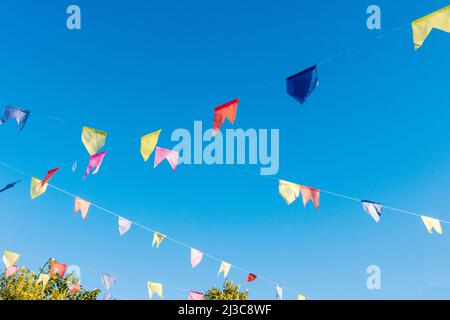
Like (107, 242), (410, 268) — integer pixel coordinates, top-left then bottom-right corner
(0, 180), (21, 194)
(0, 106), (30, 131)
(286, 65), (319, 104)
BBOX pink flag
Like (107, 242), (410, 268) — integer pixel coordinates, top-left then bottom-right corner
(6, 265), (18, 277)
(300, 186), (320, 209)
(191, 248), (203, 268)
(213, 99), (239, 136)
(188, 291), (204, 300)
(74, 197), (91, 220)
(154, 147), (179, 171)
(40, 167), (59, 187)
(69, 284), (81, 293)
(84, 150), (107, 179)
(50, 261), (67, 277)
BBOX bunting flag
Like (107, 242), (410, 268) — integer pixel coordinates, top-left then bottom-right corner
(188, 291), (205, 300)
(286, 66), (319, 104)
(412, 5), (450, 50)
(276, 284), (283, 300)
(361, 200), (382, 223)
(218, 261), (231, 278)
(3, 251), (20, 269)
(246, 273), (257, 283)
(154, 147), (179, 171)
(81, 126), (107, 155)
(118, 217), (132, 236)
(6, 265), (18, 277)
(0, 106), (30, 131)
(140, 129), (161, 162)
(0, 180), (21, 194)
(147, 282), (163, 299)
(191, 248), (203, 268)
(37, 274), (50, 287)
(74, 197), (91, 220)
(50, 261), (67, 277)
(421, 216), (443, 235)
(300, 186), (320, 209)
(212, 98), (239, 137)
(40, 168), (59, 187)
(30, 177), (49, 199)
(83, 150), (107, 179)
(101, 273), (117, 290)
(279, 180), (301, 205)
(69, 284), (81, 294)
(298, 294), (306, 300)
(152, 231), (166, 248)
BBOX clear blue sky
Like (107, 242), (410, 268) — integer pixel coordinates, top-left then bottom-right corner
(1, 0), (450, 299)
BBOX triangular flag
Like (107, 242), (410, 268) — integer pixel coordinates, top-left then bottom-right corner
(286, 66), (319, 104)
(118, 217), (132, 236)
(298, 294), (306, 300)
(246, 273), (257, 283)
(300, 186), (320, 209)
(412, 5), (450, 50)
(276, 284), (283, 300)
(82, 126), (107, 155)
(40, 168), (59, 187)
(218, 261), (231, 278)
(6, 265), (18, 277)
(141, 130), (161, 161)
(421, 216), (443, 235)
(191, 248), (203, 268)
(361, 200), (382, 223)
(212, 99), (239, 136)
(69, 284), (81, 294)
(3, 250), (20, 269)
(74, 197), (91, 220)
(50, 261), (67, 277)
(101, 273), (117, 290)
(37, 274), (50, 287)
(30, 177), (49, 199)
(147, 282), (163, 299)
(154, 147), (179, 171)
(279, 180), (301, 205)
(83, 150), (107, 179)
(0, 106), (30, 131)
(188, 291), (204, 300)
(152, 232), (166, 248)
(0, 180), (21, 193)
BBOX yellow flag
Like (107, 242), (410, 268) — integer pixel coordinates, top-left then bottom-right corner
(81, 126), (107, 155)
(141, 130), (161, 161)
(152, 231), (166, 248)
(30, 177), (48, 199)
(147, 282), (163, 299)
(3, 251), (20, 269)
(37, 274), (50, 287)
(279, 180), (300, 205)
(421, 216), (443, 234)
(298, 294), (306, 300)
(412, 5), (450, 49)
(218, 261), (231, 278)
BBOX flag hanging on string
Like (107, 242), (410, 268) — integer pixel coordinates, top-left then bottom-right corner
(81, 126), (107, 155)
(147, 282), (163, 299)
(361, 200), (382, 223)
(276, 284), (283, 300)
(69, 284), (81, 294)
(50, 261), (67, 277)
(421, 216), (443, 234)
(218, 261), (231, 278)
(246, 273), (257, 283)
(152, 231), (166, 248)
(3, 251), (20, 269)
(37, 274), (50, 287)
(30, 177), (49, 199)
(6, 265), (18, 277)
(74, 197), (91, 220)
(40, 168), (59, 187)
(188, 291), (204, 300)
(0, 106), (30, 131)
(191, 248), (203, 268)
(154, 147), (179, 171)
(279, 180), (301, 205)
(101, 273), (117, 290)
(141, 129), (161, 162)
(286, 66), (319, 104)
(84, 150), (107, 179)
(118, 217), (132, 236)
(412, 5), (450, 50)
(212, 99), (239, 137)
(300, 185), (320, 209)
(0, 180), (21, 194)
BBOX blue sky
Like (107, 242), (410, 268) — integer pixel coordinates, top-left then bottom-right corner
(1, 0), (450, 299)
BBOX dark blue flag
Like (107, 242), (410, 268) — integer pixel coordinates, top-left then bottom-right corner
(0, 180), (21, 193)
(286, 65), (319, 104)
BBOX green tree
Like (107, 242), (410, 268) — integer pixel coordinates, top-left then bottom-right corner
(0, 259), (100, 300)
(204, 281), (249, 300)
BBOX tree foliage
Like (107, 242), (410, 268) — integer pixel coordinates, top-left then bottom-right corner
(0, 259), (100, 300)
(204, 281), (248, 300)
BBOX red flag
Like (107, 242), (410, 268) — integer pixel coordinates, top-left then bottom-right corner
(40, 168), (59, 187)
(50, 261), (67, 278)
(246, 273), (257, 283)
(300, 186), (320, 209)
(69, 284), (81, 294)
(213, 98), (239, 136)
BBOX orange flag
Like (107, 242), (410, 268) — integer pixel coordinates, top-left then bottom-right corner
(213, 99), (239, 136)
(300, 186), (320, 209)
(50, 261), (67, 277)
(74, 197), (91, 220)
